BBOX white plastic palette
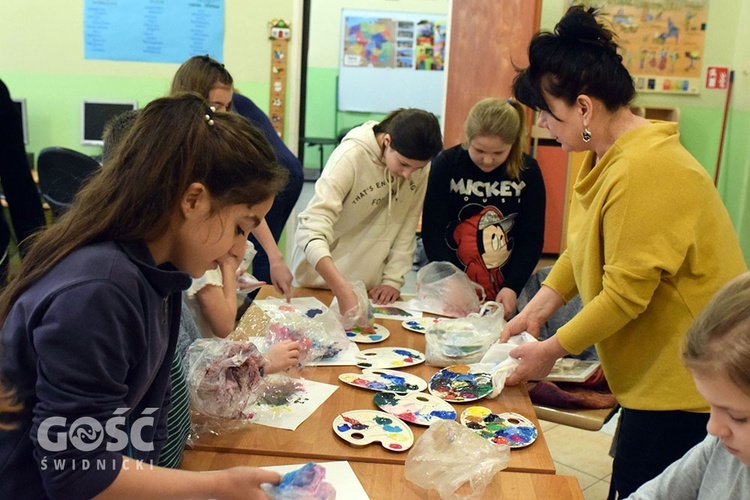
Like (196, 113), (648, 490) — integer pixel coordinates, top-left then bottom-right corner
(428, 364), (494, 402)
(332, 409), (414, 452)
(460, 407), (538, 448)
(338, 368), (427, 393)
(355, 347), (425, 369)
(374, 392), (457, 426)
(401, 317), (446, 334)
(345, 323), (390, 344)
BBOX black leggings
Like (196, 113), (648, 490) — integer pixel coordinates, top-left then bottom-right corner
(608, 408), (709, 499)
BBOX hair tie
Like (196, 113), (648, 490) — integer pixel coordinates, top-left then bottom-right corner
(204, 106), (215, 126)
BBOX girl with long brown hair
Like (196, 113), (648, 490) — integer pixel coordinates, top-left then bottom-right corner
(0, 93), (297, 498)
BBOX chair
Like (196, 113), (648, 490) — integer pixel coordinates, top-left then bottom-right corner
(37, 147), (101, 219)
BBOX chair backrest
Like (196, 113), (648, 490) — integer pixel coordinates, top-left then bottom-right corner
(37, 147), (101, 219)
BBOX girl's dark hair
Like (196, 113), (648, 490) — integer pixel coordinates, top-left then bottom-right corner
(171, 55), (233, 104)
(0, 92), (287, 321)
(373, 108), (443, 161)
(512, 5), (635, 114)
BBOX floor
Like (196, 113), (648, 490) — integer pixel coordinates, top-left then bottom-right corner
(293, 178), (618, 499)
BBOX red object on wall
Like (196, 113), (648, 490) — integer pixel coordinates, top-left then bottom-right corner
(706, 67), (729, 90)
(535, 144), (568, 254)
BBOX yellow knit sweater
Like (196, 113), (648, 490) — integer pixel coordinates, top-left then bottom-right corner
(545, 121), (747, 411)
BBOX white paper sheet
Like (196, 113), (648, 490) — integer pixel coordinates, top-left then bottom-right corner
(243, 335), (360, 366)
(371, 300), (423, 320)
(245, 378), (338, 431)
(254, 296), (329, 317)
(262, 461), (370, 500)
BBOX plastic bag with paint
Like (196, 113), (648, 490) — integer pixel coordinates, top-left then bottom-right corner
(477, 331), (538, 398)
(405, 419), (510, 500)
(415, 261), (484, 318)
(264, 309), (349, 367)
(329, 279), (375, 331)
(184, 338), (266, 419)
(262, 462), (336, 500)
(424, 302), (505, 367)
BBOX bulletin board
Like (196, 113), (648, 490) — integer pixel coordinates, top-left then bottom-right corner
(338, 9), (446, 116)
(573, 1), (709, 94)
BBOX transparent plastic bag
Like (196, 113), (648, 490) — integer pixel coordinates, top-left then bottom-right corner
(425, 302), (506, 367)
(184, 338), (266, 419)
(405, 419), (510, 500)
(262, 462), (336, 500)
(329, 280), (375, 331)
(265, 309), (349, 366)
(416, 262), (484, 318)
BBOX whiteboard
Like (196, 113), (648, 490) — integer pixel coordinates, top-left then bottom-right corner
(338, 9), (446, 116)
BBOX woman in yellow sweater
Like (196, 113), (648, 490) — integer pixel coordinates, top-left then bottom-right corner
(501, 6), (747, 499)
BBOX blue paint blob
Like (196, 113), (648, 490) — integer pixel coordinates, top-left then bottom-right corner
(346, 332), (356, 337)
(305, 308), (324, 318)
(370, 335), (382, 341)
(383, 424), (402, 432)
(430, 410), (457, 420)
(337, 424), (351, 432)
(394, 349), (419, 358)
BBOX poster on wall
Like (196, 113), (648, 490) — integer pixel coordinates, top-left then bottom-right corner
(84, 0), (224, 63)
(338, 9), (447, 115)
(572, 0), (709, 94)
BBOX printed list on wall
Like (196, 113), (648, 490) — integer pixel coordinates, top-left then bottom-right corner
(84, 0), (225, 63)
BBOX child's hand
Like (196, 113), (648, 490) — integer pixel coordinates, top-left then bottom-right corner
(237, 273), (266, 291)
(214, 466), (280, 499)
(269, 259), (293, 302)
(495, 287), (518, 320)
(264, 339), (301, 374)
(369, 284), (400, 305)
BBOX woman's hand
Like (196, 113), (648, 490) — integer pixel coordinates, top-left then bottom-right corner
(369, 285), (400, 305)
(495, 287), (517, 320)
(504, 336), (568, 386)
(264, 340), (301, 374)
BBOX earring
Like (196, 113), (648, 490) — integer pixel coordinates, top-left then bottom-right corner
(582, 128), (592, 143)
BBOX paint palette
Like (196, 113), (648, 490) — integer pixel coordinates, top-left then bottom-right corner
(401, 317), (446, 334)
(355, 347), (425, 369)
(338, 369), (427, 393)
(374, 391), (457, 426)
(428, 364), (494, 402)
(460, 407), (538, 448)
(345, 323), (390, 343)
(332, 410), (414, 452)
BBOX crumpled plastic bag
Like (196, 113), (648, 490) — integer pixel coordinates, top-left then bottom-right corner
(479, 332), (538, 397)
(184, 338), (266, 419)
(262, 462), (336, 500)
(405, 419), (510, 500)
(329, 280), (374, 331)
(265, 309), (349, 366)
(425, 302), (506, 367)
(415, 262), (484, 318)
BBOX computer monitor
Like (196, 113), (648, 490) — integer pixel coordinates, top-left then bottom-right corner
(81, 100), (138, 146)
(11, 98), (28, 145)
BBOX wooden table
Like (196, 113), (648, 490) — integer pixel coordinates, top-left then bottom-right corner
(188, 287), (555, 474)
(181, 450), (583, 500)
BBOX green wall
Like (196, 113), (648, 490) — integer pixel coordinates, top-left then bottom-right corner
(0, 0), (294, 158)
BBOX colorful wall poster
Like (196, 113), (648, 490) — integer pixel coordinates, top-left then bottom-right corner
(572, 0), (709, 94)
(343, 17), (395, 68)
